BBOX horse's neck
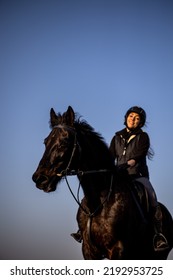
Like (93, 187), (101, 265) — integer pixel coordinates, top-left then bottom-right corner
(78, 134), (114, 213)
(79, 163), (110, 213)
(80, 176), (102, 213)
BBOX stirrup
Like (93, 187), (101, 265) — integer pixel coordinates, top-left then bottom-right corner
(71, 232), (82, 243)
(153, 233), (169, 252)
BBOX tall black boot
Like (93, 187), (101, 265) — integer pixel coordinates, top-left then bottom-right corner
(153, 205), (169, 252)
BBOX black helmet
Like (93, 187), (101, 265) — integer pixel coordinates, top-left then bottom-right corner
(124, 106), (146, 127)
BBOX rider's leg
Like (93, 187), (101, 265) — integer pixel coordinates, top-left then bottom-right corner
(135, 177), (169, 251)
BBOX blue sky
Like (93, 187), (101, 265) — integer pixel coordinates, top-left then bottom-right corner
(1, 0), (173, 259)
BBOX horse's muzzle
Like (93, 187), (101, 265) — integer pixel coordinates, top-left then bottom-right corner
(32, 172), (58, 192)
(32, 172), (48, 184)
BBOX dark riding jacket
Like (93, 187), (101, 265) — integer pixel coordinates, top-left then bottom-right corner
(109, 128), (150, 178)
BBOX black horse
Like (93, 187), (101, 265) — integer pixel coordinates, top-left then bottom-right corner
(32, 106), (173, 259)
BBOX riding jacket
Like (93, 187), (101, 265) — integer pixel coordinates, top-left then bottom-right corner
(109, 127), (150, 178)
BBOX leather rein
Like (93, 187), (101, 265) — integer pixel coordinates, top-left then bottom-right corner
(54, 124), (114, 249)
(54, 124), (114, 218)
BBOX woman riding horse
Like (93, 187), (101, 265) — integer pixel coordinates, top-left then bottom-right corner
(110, 106), (168, 251)
(32, 106), (173, 259)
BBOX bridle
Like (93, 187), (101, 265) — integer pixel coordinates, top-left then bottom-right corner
(55, 125), (79, 177)
(53, 124), (114, 249)
(54, 124), (114, 218)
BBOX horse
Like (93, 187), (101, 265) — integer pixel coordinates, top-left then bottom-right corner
(32, 106), (173, 259)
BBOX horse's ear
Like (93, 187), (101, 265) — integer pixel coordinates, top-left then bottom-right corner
(63, 106), (75, 126)
(50, 108), (59, 127)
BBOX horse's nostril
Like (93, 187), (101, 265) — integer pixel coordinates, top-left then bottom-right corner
(38, 175), (48, 185)
(32, 173), (48, 185)
(32, 173), (37, 183)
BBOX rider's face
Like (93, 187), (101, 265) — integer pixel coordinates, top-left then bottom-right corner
(126, 112), (141, 130)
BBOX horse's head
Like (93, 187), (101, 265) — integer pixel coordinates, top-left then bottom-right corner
(32, 106), (79, 192)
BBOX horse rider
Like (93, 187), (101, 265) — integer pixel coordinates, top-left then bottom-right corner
(109, 106), (168, 252)
(71, 106), (169, 252)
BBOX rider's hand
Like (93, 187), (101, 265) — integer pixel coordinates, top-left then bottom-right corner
(127, 159), (136, 167)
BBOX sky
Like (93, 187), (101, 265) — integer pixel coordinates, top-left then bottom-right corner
(1, 0), (173, 260)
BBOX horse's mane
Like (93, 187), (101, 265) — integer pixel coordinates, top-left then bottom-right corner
(74, 115), (114, 168)
(74, 115), (105, 141)
(49, 108), (114, 168)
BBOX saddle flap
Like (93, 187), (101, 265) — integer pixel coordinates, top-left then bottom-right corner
(133, 181), (150, 216)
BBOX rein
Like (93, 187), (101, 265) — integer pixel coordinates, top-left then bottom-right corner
(64, 169), (113, 251)
(55, 124), (114, 217)
(55, 123), (114, 249)
(63, 169), (114, 217)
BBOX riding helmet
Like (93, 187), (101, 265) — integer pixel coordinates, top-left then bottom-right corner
(124, 106), (146, 127)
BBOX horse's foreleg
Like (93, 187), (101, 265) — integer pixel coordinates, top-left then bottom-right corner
(108, 240), (124, 260)
(82, 241), (103, 260)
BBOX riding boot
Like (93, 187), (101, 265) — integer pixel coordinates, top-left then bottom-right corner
(71, 230), (82, 243)
(153, 205), (169, 252)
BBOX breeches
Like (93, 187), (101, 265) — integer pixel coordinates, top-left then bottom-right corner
(135, 177), (158, 208)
